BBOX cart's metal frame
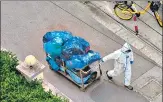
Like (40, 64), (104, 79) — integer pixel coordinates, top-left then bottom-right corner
(48, 60), (102, 91)
(46, 53), (102, 91)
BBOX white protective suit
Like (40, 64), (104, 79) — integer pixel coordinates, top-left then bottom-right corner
(102, 43), (134, 86)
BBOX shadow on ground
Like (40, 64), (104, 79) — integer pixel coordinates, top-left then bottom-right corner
(90, 81), (148, 102)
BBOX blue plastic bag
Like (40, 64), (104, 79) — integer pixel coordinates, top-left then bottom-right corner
(82, 50), (101, 64)
(65, 50), (101, 69)
(43, 37), (63, 57)
(46, 56), (60, 71)
(43, 31), (73, 43)
(62, 37), (90, 60)
(65, 58), (85, 70)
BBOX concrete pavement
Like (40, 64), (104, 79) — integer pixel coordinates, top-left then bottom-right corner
(132, 66), (162, 102)
(1, 1), (161, 102)
(90, 82), (148, 102)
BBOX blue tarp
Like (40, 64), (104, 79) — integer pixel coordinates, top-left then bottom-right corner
(61, 37), (90, 60)
(43, 31), (73, 43)
(65, 50), (101, 70)
(43, 37), (63, 57)
(46, 56), (92, 84)
(46, 56), (60, 71)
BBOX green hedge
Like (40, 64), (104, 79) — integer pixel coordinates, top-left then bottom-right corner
(0, 51), (67, 102)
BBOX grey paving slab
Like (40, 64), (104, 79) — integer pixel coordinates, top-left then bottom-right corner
(90, 82), (148, 102)
(1, 1), (155, 102)
(151, 94), (162, 102)
(132, 66), (162, 89)
(132, 66), (162, 101)
(140, 80), (161, 100)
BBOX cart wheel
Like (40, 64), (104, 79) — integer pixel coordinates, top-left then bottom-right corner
(80, 87), (86, 92)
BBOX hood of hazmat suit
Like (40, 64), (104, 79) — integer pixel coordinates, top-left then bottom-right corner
(121, 43), (132, 53)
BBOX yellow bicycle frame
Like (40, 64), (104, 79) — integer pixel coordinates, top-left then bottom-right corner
(122, 2), (151, 14)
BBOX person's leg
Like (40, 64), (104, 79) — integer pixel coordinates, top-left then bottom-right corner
(124, 63), (133, 90)
(106, 70), (115, 80)
(106, 63), (123, 80)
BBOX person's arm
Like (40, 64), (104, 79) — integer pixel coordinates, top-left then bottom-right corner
(101, 50), (119, 62)
(130, 51), (134, 64)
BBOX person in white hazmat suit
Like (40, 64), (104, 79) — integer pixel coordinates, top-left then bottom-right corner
(101, 43), (134, 90)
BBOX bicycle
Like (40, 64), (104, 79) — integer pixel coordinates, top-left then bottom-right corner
(114, 1), (163, 27)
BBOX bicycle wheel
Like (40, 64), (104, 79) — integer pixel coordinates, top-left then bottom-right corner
(114, 4), (133, 20)
(154, 11), (163, 27)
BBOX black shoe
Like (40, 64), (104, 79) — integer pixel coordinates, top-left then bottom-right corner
(106, 71), (113, 80)
(124, 85), (133, 90)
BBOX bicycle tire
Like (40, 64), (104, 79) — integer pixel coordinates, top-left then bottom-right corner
(114, 4), (133, 20)
(154, 11), (163, 27)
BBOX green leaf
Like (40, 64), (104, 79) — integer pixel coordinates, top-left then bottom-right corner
(0, 50), (67, 102)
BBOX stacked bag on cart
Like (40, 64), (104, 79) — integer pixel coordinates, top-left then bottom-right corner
(43, 31), (73, 58)
(43, 31), (73, 43)
(61, 36), (90, 60)
(65, 50), (100, 70)
(43, 31), (101, 71)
